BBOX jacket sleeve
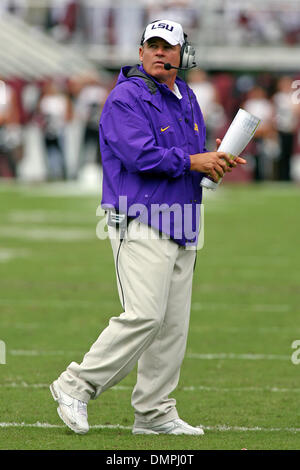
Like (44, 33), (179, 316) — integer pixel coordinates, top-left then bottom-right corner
(100, 98), (191, 178)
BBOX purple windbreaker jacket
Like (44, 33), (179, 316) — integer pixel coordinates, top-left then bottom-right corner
(99, 64), (207, 246)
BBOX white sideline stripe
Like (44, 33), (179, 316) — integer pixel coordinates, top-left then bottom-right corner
(8, 350), (290, 360)
(0, 226), (94, 241)
(0, 299), (118, 308)
(0, 249), (30, 262)
(1, 422), (300, 433)
(0, 422), (131, 430)
(0, 298), (295, 318)
(8, 211), (94, 224)
(3, 317), (300, 335)
(192, 302), (291, 312)
(0, 382), (132, 391)
(10, 350), (78, 356)
(202, 425), (300, 432)
(20, 181), (101, 197)
(192, 326), (300, 334)
(187, 353), (290, 360)
(182, 385), (300, 393)
(2, 382), (300, 393)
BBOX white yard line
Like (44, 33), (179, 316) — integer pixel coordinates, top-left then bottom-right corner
(0, 299), (117, 308)
(181, 385), (300, 393)
(0, 226), (94, 241)
(1, 382), (300, 393)
(192, 325), (300, 334)
(0, 297), (294, 316)
(2, 316), (299, 335)
(8, 211), (93, 224)
(186, 353), (290, 360)
(9, 350), (78, 356)
(0, 422), (300, 432)
(7, 350), (291, 360)
(191, 302), (291, 313)
(0, 249), (30, 263)
(0, 382), (132, 391)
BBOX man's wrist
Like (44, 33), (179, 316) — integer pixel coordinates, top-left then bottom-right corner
(189, 154), (199, 171)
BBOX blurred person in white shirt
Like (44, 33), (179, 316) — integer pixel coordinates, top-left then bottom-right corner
(74, 72), (108, 175)
(243, 85), (277, 181)
(188, 68), (226, 149)
(0, 0), (27, 18)
(0, 79), (23, 178)
(37, 79), (73, 180)
(273, 76), (300, 181)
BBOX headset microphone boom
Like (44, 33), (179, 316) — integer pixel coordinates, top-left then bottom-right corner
(164, 62), (196, 71)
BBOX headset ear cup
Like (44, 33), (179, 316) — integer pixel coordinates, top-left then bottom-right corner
(180, 42), (189, 69)
(181, 43), (195, 69)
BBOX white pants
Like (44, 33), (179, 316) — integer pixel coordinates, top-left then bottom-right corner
(57, 219), (196, 427)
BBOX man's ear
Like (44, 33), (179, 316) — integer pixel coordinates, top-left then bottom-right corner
(139, 46), (144, 62)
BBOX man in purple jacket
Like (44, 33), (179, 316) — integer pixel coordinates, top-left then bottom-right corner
(50, 19), (246, 436)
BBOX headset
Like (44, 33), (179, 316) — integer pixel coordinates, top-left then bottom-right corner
(140, 21), (196, 71)
(178, 33), (196, 70)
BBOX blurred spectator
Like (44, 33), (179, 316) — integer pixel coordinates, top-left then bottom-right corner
(279, 10), (300, 45)
(36, 79), (73, 180)
(81, 1), (112, 45)
(212, 73), (237, 120)
(73, 72), (108, 174)
(21, 81), (42, 123)
(144, 0), (199, 38)
(110, 2), (145, 54)
(188, 68), (226, 148)
(243, 86), (277, 181)
(4, 1), (299, 48)
(272, 76), (300, 181)
(45, 0), (79, 42)
(0, 79), (23, 178)
(0, 0), (27, 18)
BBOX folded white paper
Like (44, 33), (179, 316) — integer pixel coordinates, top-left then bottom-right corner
(200, 108), (261, 190)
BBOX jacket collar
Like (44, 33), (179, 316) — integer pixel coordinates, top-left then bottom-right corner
(121, 64), (187, 113)
(138, 64), (189, 104)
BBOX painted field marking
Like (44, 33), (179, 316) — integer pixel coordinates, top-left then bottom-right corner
(187, 352), (289, 360)
(7, 350), (291, 360)
(1, 422), (300, 433)
(0, 299), (118, 308)
(1, 382), (300, 393)
(192, 302), (291, 313)
(0, 249), (30, 263)
(0, 296), (295, 316)
(8, 211), (93, 224)
(0, 226), (94, 241)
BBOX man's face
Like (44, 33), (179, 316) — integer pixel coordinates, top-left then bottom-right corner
(139, 38), (181, 85)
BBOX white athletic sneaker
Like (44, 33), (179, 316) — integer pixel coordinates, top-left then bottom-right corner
(132, 418), (204, 435)
(50, 380), (89, 434)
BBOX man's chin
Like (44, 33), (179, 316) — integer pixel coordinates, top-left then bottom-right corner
(149, 68), (168, 83)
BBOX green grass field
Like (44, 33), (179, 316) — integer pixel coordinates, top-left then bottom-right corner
(0, 180), (300, 450)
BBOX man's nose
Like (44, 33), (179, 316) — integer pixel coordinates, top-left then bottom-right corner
(155, 47), (165, 55)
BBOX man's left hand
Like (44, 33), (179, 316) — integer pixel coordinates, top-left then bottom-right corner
(215, 138), (247, 170)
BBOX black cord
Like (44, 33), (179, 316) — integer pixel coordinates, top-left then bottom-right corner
(116, 238), (125, 310)
(193, 250), (197, 272)
(184, 71), (195, 128)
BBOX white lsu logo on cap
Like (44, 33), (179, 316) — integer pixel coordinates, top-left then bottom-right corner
(143, 19), (184, 46)
(151, 22), (174, 32)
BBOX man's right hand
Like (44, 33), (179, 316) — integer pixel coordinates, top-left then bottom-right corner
(189, 151), (236, 182)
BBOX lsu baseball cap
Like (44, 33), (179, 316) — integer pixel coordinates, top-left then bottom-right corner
(142, 20), (185, 46)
